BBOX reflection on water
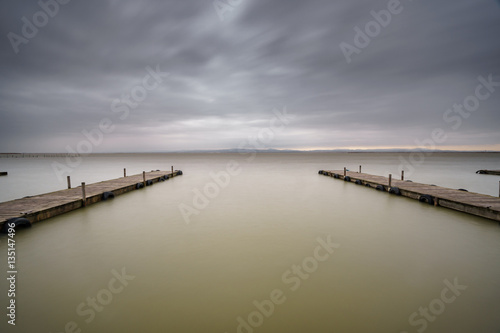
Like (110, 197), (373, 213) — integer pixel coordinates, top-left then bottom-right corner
(1, 153), (500, 332)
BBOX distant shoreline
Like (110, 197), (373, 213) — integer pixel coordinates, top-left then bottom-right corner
(1, 150), (499, 157)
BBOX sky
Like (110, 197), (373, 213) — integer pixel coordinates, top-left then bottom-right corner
(0, 0), (499, 153)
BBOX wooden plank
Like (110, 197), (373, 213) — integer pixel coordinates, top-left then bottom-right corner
(319, 170), (500, 222)
(0, 170), (183, 227)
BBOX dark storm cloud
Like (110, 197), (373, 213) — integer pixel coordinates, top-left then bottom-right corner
(0, 0), (499, 152)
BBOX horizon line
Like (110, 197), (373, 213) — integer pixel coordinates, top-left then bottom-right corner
(1, 148), (500, 154)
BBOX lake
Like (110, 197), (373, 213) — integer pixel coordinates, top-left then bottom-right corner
(1, 152), (500, 333)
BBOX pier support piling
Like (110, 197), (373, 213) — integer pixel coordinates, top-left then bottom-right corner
(67, 176), (71, 189)
(389, 174), (392, 188)
(344, 167), (346, 177)
(81, 182), (86, 207)
(359, 165), (362, 173)
(401, 170), (404, 181)
(124, 168), (126, 177)
(143, 171), (146, 188)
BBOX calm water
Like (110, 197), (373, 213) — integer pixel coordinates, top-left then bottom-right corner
(1, 152), (500, 333)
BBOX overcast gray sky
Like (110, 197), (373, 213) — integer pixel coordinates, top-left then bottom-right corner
(0, 0), (499, 152)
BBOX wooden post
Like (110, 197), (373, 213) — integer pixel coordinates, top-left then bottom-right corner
(67, 176), (71, 189)
(389, 174), (392, 188)
(344, 167), (346, 177)
(143, 171), (146, 187)
(401, 170), (404, 181)
(498, 181), (500, 197)
(171, 165), (174, 175)
(124, 168), (126, 177)
(359, 165), (362, 173)
(81, 182), (86, 207)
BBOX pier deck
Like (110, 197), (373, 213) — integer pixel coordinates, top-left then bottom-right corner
(319, 170), (500, 222)
(476, 170), (500, 176)
(0, 170), (182, 228)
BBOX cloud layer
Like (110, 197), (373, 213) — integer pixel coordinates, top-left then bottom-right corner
(0, 0), (499, 152)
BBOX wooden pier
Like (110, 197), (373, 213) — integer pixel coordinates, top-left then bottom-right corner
(476, 170), (500, 176)
(0, 170), (183, 230)
(319, 169), (500, 222)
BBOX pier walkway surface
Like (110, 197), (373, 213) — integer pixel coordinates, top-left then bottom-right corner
(0, 170), (182, 229)
(319, 170), (500, 222)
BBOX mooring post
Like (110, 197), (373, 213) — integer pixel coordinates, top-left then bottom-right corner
(401, 170), (404, 181)
(359, 165), (362, 173)
(67, 176), (71, 189)
(124, 168), (126, 177)
(171, 165), (174, 176)
(81, 182), (86, 207)
(389, 174), (392, 188)
(143, 171), (146, 187)
(344, 167), (346, 177)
